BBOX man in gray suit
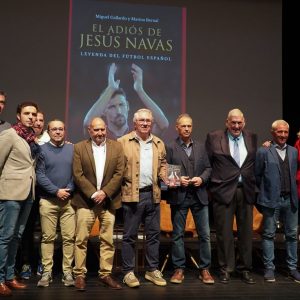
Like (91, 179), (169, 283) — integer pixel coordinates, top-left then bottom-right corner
(205, 108), (257, 284)
(256, 119), (300, 283)
(0, 101), (38, 296)
(166, 114), (214, 284)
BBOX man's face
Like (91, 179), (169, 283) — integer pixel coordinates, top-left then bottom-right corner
(272, 123), (289, 147)
(48, 120), (65, 145)
(88, 118), (107, 145)
(0, 94), (6, 114)
(176, 116), (192, 141)
(105, 95), (129, 128)
(33, 112), (45, 135)
(134, 111), (152, 138)
(17, 106), (37, 127)
(226, 115), (245, 137)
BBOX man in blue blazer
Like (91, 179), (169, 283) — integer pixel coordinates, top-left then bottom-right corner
(166, 114), (214, 284)
(255, 119), (300, 283)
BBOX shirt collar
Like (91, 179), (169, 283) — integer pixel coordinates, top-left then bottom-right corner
(134, 132), (153, 143)
(179, 137), (193, 147)
(228, 132), (242, 141)
(274, 142), (287, 150)
(49, 141), (65, 148)
(91, 139), (106, 148)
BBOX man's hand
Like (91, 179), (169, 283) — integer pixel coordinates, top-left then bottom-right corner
(108, 63), (120, 89)
(189, 177), (202, 187)
(262, 140), (272, 148)
(92, 190), (107, 205)
(180, 176), (190, 187)
(56, 188), (71, 201)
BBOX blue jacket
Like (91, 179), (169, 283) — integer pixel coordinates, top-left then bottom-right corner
(255, 144), (298, 209)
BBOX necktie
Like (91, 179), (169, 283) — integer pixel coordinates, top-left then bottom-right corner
(233, 137), (240, 166)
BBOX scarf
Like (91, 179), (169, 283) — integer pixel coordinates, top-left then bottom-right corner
(12, 122), (40, 158)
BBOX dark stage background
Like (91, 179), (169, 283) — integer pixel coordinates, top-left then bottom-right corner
(0, 0), (297, 145)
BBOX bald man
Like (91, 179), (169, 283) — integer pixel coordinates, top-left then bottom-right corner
(72, 117), (125, 291)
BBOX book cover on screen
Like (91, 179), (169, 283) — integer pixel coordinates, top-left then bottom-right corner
(66, 0), (186, 143)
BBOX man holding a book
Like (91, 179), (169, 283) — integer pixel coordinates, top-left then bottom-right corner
(165, 113), (214, 284)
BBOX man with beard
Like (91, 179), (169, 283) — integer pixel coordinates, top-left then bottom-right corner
(19, 110), (49, 280)
(0, 101), (39, 296)
(83, 62), (169, 139)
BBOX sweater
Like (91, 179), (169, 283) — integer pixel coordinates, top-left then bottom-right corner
(36, 142), (74, 198)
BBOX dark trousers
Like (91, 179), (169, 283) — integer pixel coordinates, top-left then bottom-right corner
(213, 187), (253, 273)
(18, 196), (41, 270)
(122, 191), (160, 273)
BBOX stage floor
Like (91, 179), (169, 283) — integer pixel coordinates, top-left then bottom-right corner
(8, 267), (300, 300)
(12, 228), (300, 299)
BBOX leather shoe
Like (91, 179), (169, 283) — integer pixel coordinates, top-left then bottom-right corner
(219, 271), (230, 284)
(0, 283), (12, 296)
(170, 269), (184, 284)
(199, 269), (214, 284)
(75, 276), (86, 291)
(241, 271), (256, 284)
(5, 279), (27, 289)
(99, 275), (122, 290)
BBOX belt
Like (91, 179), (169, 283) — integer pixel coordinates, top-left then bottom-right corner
(139, 185), (152, 193)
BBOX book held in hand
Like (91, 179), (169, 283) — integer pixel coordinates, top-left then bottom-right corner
(167, 164), (181, 187)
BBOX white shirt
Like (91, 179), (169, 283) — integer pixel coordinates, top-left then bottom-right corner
(91, 140), (106, 191)
(37, 131), (50, 145)
(275, 143), (287, 161)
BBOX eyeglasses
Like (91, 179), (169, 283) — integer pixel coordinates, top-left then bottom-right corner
(137, 118), (152, 124)
(49, 127), (64, 132)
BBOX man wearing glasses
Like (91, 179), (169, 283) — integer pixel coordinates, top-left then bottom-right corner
(118, 108), (167, 288)
(35, 120), (76, 288)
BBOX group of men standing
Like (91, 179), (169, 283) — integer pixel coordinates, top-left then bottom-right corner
(1, 90), (300, 296)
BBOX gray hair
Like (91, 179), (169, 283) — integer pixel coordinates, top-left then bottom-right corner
(133, 108), (153, 122)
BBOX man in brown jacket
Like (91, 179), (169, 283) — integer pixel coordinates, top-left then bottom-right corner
(72, 117), (125, 291)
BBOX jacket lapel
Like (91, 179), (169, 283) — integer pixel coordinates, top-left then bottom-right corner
(103, 140), (111, 177)
(220, 131), (231, 156)
(85, 140), (96, 176)
(175, 138), (188, 174)
(270, 146), (281, 174)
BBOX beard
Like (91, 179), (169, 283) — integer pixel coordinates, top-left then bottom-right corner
(112, 114), (127, 128)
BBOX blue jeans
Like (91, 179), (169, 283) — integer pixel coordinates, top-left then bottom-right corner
(261, 196), (298, 271)
(122, 191), (160, 273)
(171, 194), (211, 270)
(0, 196), (33, 283)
